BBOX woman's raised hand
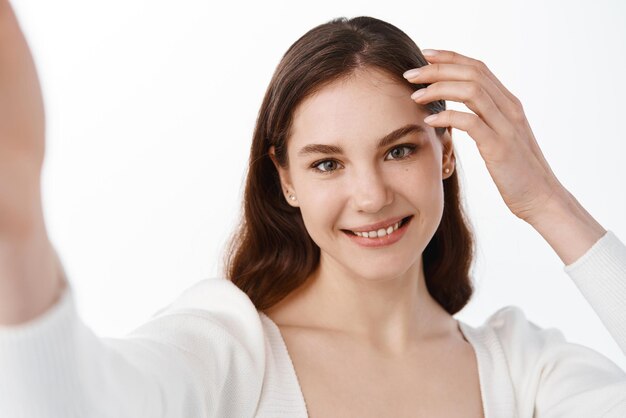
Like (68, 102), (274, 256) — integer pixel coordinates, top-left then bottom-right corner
(403, 49), (605, 264)
(404, 49), (567, 225)
(0, 1), (62, 325)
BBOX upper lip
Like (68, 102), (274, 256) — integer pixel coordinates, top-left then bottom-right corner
(343, 215), (410, 233)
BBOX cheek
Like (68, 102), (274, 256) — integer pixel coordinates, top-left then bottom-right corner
(295, 179), (344, 239)
(396, 163), (445, 219)
(397, 159), (442, 192)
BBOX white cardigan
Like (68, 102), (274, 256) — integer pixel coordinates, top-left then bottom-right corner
(1, 231), (625, 417)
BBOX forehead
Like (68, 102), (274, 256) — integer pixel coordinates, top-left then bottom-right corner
(289, 68), (430, 150)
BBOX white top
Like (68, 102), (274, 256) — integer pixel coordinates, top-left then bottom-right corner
(0, 231), (625, 417)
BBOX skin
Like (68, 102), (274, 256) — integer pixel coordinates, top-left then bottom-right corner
(405, 49), (606, 264)
(268, 51), (607, 351)
(0, 2), (610, 415)
(0, 0), (606, 349)
(266, 70), (484, 416)
(0, 0), (606, 416)
(0, 0), (62, 325)
(269, 68), (459, 350)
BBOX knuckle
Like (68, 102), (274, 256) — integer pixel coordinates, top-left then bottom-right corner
(467, 83), (482, 97)
(511, 99), (525, 121)
(475, 59), (488, 72)
(463, 114), (481, 133)
(469, 114), (482, 129)
(468, 66), (482, 80)
(448, 111), (459, 126)
(512, 107), (525, 123)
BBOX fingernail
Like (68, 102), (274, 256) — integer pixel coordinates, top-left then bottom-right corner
(424, 114), (438, 123)
(422, 49), (438, 56)
(403, 68), (420, 79)
(411, 89), (426, 100)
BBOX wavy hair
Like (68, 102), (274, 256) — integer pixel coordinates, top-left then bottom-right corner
(224, 16), (475, 315)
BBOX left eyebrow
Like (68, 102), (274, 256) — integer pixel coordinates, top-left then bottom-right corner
(297, 123), (427, 157)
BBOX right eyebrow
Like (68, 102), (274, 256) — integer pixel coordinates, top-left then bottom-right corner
(297, 123), (427, 158)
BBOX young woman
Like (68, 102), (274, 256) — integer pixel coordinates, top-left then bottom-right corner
(1, 4), (624, 417)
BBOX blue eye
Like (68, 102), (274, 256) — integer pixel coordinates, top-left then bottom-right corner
(385, 145), (417, 160)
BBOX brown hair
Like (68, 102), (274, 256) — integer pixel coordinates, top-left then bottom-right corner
(224, 16), (475, 315)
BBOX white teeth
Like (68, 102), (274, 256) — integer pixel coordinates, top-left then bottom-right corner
(352, 220), (403, 238)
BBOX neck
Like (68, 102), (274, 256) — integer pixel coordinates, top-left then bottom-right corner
(265, 253), (457, 354)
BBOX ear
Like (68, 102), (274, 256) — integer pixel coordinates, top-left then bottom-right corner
(440, 126), (456, 180)
(269, 146), (299, 207)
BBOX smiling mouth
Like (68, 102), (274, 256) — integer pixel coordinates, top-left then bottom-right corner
(342, 215), (413, 238)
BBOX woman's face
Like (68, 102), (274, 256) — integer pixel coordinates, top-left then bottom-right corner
(274, 68), (455, 282)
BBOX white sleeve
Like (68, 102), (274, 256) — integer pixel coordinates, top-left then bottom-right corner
(489, 231), (626, 418)
(488, 306), (626, 418)
(0, 274), (266, 418)
(565, 230), (626, 355)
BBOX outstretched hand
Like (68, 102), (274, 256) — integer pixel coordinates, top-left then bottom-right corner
(403, 49), (565, 225)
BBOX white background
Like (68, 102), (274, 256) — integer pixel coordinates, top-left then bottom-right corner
(11, 0), (626, 371)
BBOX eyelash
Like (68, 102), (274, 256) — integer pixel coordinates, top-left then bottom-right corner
(310, 144), (418, 175)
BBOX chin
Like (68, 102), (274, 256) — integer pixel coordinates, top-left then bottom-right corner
(318, 237), (424, 282)
(346, 262), (416, 283)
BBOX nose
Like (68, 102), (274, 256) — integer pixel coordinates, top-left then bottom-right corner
(349, 167), (393, 213)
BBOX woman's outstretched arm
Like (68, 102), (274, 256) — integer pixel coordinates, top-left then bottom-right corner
(0, 0), (65, 325)
(0, 3), (265, 416)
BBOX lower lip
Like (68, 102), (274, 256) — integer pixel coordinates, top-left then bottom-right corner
(342, 217), (412, 248)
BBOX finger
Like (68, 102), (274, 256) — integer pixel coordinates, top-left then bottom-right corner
(424, 109), (498, 150)
(412, 81), (514, 136)
(404, 63), (516, 121)
(418, 51), (549, 171)
(420, 51), (555, 173)
(419, 49), (522, 114)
